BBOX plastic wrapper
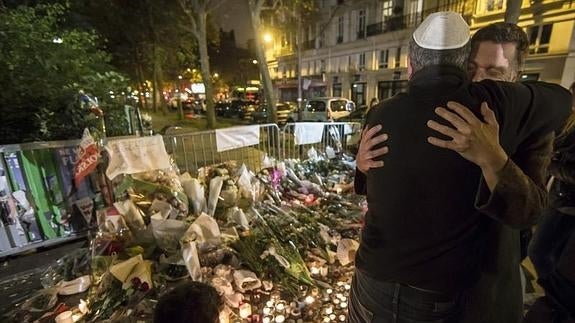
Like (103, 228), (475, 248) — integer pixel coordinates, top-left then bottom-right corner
(233, 269), (262, 293)
(220, 179), (239, 208)
(20, 288), (58, 312)
(181, 240), (202, 281)
(226, 207), (250, 230)
(40, 248), (91, 289)
(109, 254), (153, 290)
(181, 173), (206, 216)
(337, 238), (359, 266)
(114, 199), (146, 232)
(130, 166), (189, 219)
(207, 176), (224, 217)
(150, 212), (188, 254)
(57, 275), (91, 295)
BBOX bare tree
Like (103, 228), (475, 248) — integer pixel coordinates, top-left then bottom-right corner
(179, 0), (225, 129)
(505, 0), (523, 23)
(248, 0), (279, 123)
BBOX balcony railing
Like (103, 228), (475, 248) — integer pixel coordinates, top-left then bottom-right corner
(302, 39), (316, 50)
(366, 2), (470, 37)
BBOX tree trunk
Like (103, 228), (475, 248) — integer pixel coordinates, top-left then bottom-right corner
(504, 0), (522, 24)
(197, 13), (216, 129)
(250, 9), (277, 123)
(152, 41), (159, 113)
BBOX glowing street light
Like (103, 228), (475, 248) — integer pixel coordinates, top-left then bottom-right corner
(263, 33), (273, 43)
(252, 59), (258, 65)
(178, 75), (183, 80)
(213, 72), (219, 78)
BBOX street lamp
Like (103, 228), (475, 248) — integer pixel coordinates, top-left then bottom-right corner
(263, 33), (273, 43)
(252, 59), (258, 65)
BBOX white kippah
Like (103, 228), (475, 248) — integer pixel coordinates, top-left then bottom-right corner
(413, 12), (470, 50)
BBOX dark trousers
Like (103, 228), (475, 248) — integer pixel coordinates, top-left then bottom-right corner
(529, 209), (575, 279)
(347, 269), (464, 323)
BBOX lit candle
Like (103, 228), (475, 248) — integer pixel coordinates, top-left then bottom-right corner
(340, 296), (347, 302)
(263, 317), (272, 323)
(337, 282), (345, 287)
(326, 289), (333, 295)
(329, 314), (337, 320)
(323, 317), (331, 323)
(275, 301), (286, 312)
(304, 295), (315, 305)
(311, 266), (320, 275)
(344, 284), (351, 290)
(263, 307), (272, 315)
(339, 314), (346, 321)
(333, 299), (340, 305)
(325, 306), (333, 315)
(275, 314), (285, 323)
(266, 301), (274, 308)
(336, 293), (344, 300)
(340, 301), (348, 309)
(239, 303), (252, 319)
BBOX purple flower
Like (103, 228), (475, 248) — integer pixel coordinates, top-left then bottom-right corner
(140, 282), (150, 292)
(131, 277), (141, 287)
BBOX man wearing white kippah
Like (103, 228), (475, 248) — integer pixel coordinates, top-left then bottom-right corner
(347, 12), (572, 323)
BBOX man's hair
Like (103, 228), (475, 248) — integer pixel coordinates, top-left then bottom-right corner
(408, 38), (471, 72)
(154, 281), (223, 323)
(470, 22), (529, 70)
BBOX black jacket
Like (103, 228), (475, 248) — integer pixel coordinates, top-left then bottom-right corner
(356, 65), (572, 295)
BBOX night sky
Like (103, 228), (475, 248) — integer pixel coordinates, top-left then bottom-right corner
(214, 0), (254, 48)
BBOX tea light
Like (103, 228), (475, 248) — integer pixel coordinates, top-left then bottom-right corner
(290, 308), (301, 318)
(339, 314), (346, 321)
(275, 301), (286, 312)
(275, 314), (285, 323)
(333, 299), (341, 305)
(310, 266), (320, 275)
(266, 301), (274, 308)
(304, 295), (315, 305)
(326, 288), (333, 295)
(323, 317), (331, 323)
(344, 284), (351, 290)
(239, 303), (252, 319)
(329, 314), (337, 320)
(340, 296), (347, 302)
(340, 301), (348, 309)
(337, 281), (345, 287)
(336, 293), (344, 300)
(263, 307), (272, 315)
(325, 306), (333, 315)
(263, 317), (272, 323)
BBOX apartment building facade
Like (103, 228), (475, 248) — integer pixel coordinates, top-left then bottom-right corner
(263, 0), (575, 106)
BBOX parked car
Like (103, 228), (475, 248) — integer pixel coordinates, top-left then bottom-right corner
(169, 94), (194, 111)
(225, 100), (250, 118)
(287, 97), (355, 122)
(215, 101), (231, 117)
(336, 105), (367, 123)
(251, 102), (296, 124)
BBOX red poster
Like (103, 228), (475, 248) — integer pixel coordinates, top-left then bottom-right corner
(74, 129), (99, 186)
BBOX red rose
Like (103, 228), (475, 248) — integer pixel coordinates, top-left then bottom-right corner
(140, 282), (150, 292)
(131, 277), (141, 287)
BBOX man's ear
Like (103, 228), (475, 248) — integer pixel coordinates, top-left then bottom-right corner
(407, 57), (413, 79)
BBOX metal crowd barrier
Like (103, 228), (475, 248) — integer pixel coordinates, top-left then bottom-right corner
(280, 122), (362, 160)
(163, 124), (282, 175)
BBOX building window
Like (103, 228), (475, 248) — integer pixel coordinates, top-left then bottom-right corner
(358, 53), (366, 71)
(357, 9), (366, 39)
(321, 59), (326, 72)
(333, 83), (342, 97)
(485, 0), (504, 12)
(528, 24), (553, 54)
(382, 0), (393, 18)
(394, 47), (401, 68)
(337, 16), (344, 43)
(378, 80), (408, 100)
(379, 49), (389, 69)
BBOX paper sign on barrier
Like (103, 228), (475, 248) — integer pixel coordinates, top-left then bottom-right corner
(104, 136), (171, 180)
(215, 125), (260, 152)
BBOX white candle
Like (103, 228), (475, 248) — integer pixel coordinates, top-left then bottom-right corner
(275, 314), (285, 323)
(340, 301), (348, 309)
(330, 314), (337, 320)
(326, 288), (333, 295)
(340, 296), (347, 302)
(311, 266), (320, 275)
(323, 317), (331, 323)
(325, 306), (333, 315)
(266, 301), (274, 307)
(263, 307), (272, 315)
(239, 303), (252, 319)
(263, 317), (272, 323)
(275, 301), (286, 312)
(339, 314), (346, 321)
(304, 295), (315, 304)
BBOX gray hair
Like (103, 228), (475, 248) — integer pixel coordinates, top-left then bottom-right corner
(408, 38), (470, 73)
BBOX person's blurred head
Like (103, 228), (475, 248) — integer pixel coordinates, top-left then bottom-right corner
(154, 281), (223, 323)
(570, 82), (575, 109)
(469, 23), (529, 82)
(408, 12), (471, 77)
